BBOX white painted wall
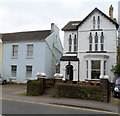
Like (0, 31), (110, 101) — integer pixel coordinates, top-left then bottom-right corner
(2, 41), (46, 82)
(0, 39), (2, 76)
(45, 24), (63, 77)
(63, 31), (77, 54)
(2, 24), (63, 83)
(118, 1), (120, 25)
(61, 10), (117, 82)
(60, 61), (78, 81)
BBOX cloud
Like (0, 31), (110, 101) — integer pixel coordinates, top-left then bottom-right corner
(0, 0), (119, 45)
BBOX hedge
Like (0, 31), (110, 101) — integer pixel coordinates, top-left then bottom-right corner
(54, 83), (101, 101)
(27, 80), (43, 96)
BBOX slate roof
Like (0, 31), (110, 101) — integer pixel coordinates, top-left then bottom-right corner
(2, 30), (51, 42)
(62, 21), (81, 31)
(62, 8), (119, 31)
(60, 56), (79, 61)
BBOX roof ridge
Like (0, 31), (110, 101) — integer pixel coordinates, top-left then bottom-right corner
(2, 30), (51, 35)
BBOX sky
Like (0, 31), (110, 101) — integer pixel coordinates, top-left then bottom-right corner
(0, 0), (120, 44)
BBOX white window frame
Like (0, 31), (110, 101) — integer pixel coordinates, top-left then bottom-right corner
(86, 61), (88, 78)
(104, 61), (106, 75)
(91, 60), (101, 79)
(74, 34), (77, 52)
(97, 16), (100, 29)
(95, 32), (98, 51)
(69, 35), (72, 52)
(26, 44), (33, 58)
(93, 16), (96, 29)
(11, 65), (17, 77)
(100, 32), (104, 51)
(89, 32), (92, 51)
(26, 65), (32, 78)
(12, 45), (18, 58)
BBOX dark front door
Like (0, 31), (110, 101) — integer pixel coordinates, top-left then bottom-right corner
(66, 65), (73, 80)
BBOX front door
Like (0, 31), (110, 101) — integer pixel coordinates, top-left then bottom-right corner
(66, 65), (73, 80)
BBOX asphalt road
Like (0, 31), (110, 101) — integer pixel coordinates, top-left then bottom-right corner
(2, 99), (118, 115)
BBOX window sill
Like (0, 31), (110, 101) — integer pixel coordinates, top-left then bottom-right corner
(26, 57), (33, 59)
(90, 29), (103, 31)
(86, 51), (107, 53)
(66, 52), (77, 54)
(11, 57), (18, 59)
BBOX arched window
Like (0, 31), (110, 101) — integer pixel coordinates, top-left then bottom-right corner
(93, 16), (96, 29)
(95, 32), (98, 51)
(89, 32), (92, 51)
(100, 32), (104, 51)
(74, 34), (77, 51)
(69, 35), (72, 51)
(97, 16), (100, 29)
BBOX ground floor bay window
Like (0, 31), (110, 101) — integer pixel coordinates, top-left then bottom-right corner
(86, 58), (108, 80)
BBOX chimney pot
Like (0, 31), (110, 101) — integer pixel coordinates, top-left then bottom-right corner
(109, 5), (114, 19)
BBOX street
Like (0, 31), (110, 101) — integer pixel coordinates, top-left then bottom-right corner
(1, 84), (120, 115)
(2, 98), (119, 115)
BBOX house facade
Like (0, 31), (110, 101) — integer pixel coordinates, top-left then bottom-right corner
(60, 7), (119, 82)
(118, 1), (120, 63)
(0, 35), (2, 76)
(2, 23), (63, 83)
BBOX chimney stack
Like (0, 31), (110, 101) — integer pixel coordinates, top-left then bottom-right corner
(109, 5), (114, 19)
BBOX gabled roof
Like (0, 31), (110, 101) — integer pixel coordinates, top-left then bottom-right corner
(62, 21), (81, 31)
(77, 7), (119, 29)
(62, 8), (119, 31)
(2, 30), (51, 42)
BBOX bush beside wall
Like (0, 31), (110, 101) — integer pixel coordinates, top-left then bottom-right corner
(54, 83), (101, 101)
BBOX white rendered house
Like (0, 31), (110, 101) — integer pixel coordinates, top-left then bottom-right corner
(60, 6), (119, 82)
(0, 35), (2, 76)
(2, 23), (63, 83)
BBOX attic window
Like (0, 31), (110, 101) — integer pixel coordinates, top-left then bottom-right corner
(71, 23), (79, 26)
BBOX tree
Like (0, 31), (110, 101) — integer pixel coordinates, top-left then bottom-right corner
(111, 64), (120, 77)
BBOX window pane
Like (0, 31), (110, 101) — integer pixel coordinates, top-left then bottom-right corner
(89, 44), (92, 51)
(95, 33), (98, 43)
(91, 61), (100, 69)
(11, 65), (17, 77)
(98, 16), (100, 29)
(95, 44), (98, 51)
(89, 33), (92, 43)
(69, 38), (72, 45)
(74, 38), (77, 45)
(69, 35), (72, 51)
(101, 44), (104, 51)
(74, 46), (76, 51)
(93, 16), (95, 29)
(26, 66), (32, 77)
(27, 44), (33, 57)
(91, 60), (100, 79)
(12, 45), (18, 57)
(69, 46), (71, 51)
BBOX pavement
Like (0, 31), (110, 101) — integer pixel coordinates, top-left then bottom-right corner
(1, 84), (120, 114)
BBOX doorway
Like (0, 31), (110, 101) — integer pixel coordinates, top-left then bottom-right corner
(66, 65), (73, 80)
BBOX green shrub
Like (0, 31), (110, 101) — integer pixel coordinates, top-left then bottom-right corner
(31, 81), (41, 85)
(111, 64), (120, 76)
(80, 88), (91, 94)
(27, 80), (43, 96)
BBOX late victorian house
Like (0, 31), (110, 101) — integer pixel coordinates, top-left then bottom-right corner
(60, 6), (119, 83)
